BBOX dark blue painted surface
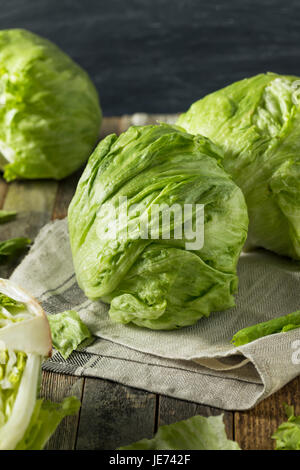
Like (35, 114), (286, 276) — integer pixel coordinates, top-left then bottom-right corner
(1, 0), (300, 115)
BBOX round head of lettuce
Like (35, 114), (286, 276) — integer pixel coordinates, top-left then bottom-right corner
(68, 123), (248, 330)
(0, 29), (101, 181)
(178, 72), (300, 260)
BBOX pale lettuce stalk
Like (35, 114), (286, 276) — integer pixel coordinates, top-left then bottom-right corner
(0, 353), (41, 450)
(0, 278), (80, 450)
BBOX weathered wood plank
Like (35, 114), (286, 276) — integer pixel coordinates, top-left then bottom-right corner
(118, 113), (179, 134)
(100, 116), (121, 138)
(52, 171), (82, 220)
(0, 180), (58, 278)
(40, 371), (84, 450)
(158, 396), (234, 440)
(76, 378), (156, 450)
(0, 177), (8, 209)
(234, 376), (300, 450)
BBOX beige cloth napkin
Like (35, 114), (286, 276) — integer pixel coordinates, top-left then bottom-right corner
(10, 218), (300, 410)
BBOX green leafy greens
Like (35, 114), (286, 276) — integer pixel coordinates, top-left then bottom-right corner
(0, 279), (80, 449)
(178, 73), (300, 260)
(0, 292), (23, 309)
(0, 238), (31, 264)
(15, 396), (81, 450)
(272, 404), (300, 450)
(0, 29), (101, 181)
(0, 210), (16, 224)
(119, 414), (241, 450)
(48, 310), (92, 359)
(232, 310), (300, 346)
(69, 123), (248, 330)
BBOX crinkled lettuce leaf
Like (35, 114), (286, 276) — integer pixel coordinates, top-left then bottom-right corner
(119, 414), (241, 450)
(0, 238), (31, 264)
(232, 310), (300, 346)
(15, 396), (81, 450)
(48, 310), (92, 359)
(178, 73), (300, 260)
(0, 210), (16, 224)
(0, 29), (101, 181)
(69, 123), (248, 330)
(272, 404), (300, 450)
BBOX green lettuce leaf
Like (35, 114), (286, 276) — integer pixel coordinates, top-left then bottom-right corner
(0, 238), (31, 264)
(272, 404), (300, 450)
(15, 396), (81, 450)
(232, 310), (300, 346)
(178, 73), (300, 260)
(48, 310), (92, 359)
(69, 123), (248, 330)
(119, 414), (240, 450)
(0, 29), (101, 181)
(0, 210), (16, 224)
(0, 292), (23, 309)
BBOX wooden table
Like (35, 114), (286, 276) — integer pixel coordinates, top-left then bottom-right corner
(0, 115), (299, 450)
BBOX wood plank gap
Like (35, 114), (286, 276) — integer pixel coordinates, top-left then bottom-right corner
(74, 377), (87, 450)
(154, 395), (160, 433)
(0, 178), (8, 209)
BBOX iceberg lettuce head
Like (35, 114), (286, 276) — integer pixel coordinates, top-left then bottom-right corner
(68, 124), (248, 330)
(0, 29), (101, 181)
(178, 73), (300, 260)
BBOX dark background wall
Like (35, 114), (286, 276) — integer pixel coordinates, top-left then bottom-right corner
(1, 0), (300, 115)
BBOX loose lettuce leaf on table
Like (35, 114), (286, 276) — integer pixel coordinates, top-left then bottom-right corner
(272, 404), (300, 450)
(232, 310), (300, 346)
(48, 310), (93, 359)
(15, 396), (81, 450)
(119, 414), (241, 450)
(0, 238), (31, 264)
(0, 210), (16, 224)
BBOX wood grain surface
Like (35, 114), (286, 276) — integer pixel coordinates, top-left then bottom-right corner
(0, 114), (299, 450)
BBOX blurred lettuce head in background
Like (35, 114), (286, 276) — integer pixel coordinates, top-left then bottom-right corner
(178, 73), (300, 260)
(68, 123), (248, 330)
(0, 28), (102, 181)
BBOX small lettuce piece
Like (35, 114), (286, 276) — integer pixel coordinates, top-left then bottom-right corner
(232, 310), (300, 346)
(272, 404), (300, 450)
(0, 210), (16, 224)
(0, 238), (31, 264)
(119, 414), (240, 450)
(48, 310), (92, 359)
(15, 396), (81, 450)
